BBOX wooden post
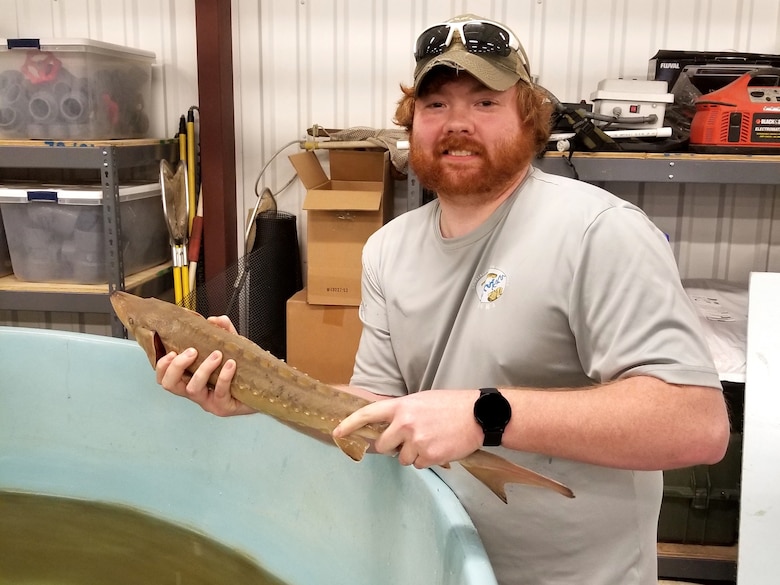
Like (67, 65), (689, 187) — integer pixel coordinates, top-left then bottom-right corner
(194, 0), (238, 281)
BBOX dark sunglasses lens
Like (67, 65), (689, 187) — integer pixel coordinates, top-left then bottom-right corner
(414, 25), (450, 60)
(462, 22), (512, 56)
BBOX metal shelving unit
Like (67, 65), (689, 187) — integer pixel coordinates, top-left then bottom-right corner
(536, 150), (780, 184)
(0, 139), (177, 337)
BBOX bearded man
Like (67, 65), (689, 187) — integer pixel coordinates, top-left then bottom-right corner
(157, 14), (729, 585)
(334, 14), (729, 585)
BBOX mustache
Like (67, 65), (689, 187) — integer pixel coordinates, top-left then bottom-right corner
(436, 136), (484, 155)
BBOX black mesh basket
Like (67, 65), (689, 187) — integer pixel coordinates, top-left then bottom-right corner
(184, 210), (302, 360)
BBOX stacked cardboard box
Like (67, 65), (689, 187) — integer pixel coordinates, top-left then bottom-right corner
(286, 288), (362, 384)
(286, 149), (393, 384)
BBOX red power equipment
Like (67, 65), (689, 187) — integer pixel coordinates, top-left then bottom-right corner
(689, 68), (780, 153)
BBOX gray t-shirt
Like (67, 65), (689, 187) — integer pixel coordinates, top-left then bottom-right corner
(351, 166), (721, 585)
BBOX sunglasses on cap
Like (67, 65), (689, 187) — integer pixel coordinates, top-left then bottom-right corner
(414, 20), (521, 62)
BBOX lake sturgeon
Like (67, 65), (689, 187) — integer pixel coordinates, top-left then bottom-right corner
(110, 291), (574, 503)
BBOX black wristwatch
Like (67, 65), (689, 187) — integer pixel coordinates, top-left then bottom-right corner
(473, 387), (512, 447)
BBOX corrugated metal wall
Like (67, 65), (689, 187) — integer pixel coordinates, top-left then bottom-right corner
(1, 0), (779, 333)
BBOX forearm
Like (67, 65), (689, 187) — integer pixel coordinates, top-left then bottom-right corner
(333, 384), (394, 402)
(500, 376), (730, 470)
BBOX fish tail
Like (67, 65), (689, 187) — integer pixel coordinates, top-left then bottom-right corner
(458, 450), (575, 503)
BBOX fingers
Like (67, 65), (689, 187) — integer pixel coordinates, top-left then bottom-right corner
(182, 351), (241, 415)
(334, 402), (399, 456)
(207, 315), (237, 335)
(333, 393), (468, 470)
(385, 431), (429, 469)
(155, 346), (255, 417)
(155, 350), (177, 386)
(156, 348), (197, 396)
(333, 400), (389, 439)
(197, 355), (251, 416)
(155, 346), (221, 402)
(212, 358), (236, 402)
(333, 401), (416, 463)
(381, 431), (427, 469)
(396, 442), (420, 467)
(185, 350), (222, 398)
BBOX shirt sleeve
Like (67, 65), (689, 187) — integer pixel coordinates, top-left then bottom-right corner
(349, 233), (409, 397)
(568, 206), (722, 389)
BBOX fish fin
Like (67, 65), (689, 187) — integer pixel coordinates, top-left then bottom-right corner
(153, 333), (167, 363)
(132, 328), (162, 369)
(334, 435), (371, 462)
(458, 450), (575, 504)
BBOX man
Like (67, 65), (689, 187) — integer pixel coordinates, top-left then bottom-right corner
(157, 14), (730, 585)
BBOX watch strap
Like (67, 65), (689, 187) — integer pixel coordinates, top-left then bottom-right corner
(475, 387), (511, 447)
(483, 429), (504, 447)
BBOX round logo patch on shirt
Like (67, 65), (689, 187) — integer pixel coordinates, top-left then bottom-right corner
(475, 269), (507, 304)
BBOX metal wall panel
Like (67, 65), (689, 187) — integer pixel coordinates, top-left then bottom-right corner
(613, 181), (780, 282)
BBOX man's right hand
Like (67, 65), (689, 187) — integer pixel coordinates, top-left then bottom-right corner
(155, 315), (257, 416)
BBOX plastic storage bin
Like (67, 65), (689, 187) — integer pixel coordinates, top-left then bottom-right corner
(0, 38), (154, 140)
(0, 183), (168, 284)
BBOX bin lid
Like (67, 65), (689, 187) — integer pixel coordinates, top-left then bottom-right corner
(2, 38), (155, 61)
(0, 183), (160, 205)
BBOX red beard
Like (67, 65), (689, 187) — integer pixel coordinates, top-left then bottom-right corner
(409, 131), (534, 204)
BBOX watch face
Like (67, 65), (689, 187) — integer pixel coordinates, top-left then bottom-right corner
(475, 392), (512, 429)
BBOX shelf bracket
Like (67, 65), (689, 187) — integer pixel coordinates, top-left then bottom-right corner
(101, 146), (126, 337)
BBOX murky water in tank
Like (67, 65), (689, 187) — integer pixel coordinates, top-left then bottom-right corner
(0, 491), (286, 585)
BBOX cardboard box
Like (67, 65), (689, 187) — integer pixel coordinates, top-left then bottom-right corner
(289, 149), (393, 306)
(286, 288), (362, 384)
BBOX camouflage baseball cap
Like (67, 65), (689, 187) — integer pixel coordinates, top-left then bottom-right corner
(413, 14), (532, 93)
